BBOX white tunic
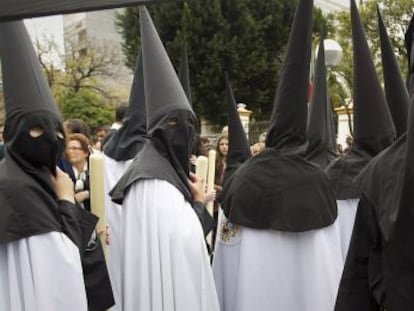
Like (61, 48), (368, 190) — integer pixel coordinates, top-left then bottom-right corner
(121, 179), (220, 311)
(103, 155), (132, 311)
(0, 232), (88, 311)
(337, 199), (359, 261)
(213, 209), (343, 311)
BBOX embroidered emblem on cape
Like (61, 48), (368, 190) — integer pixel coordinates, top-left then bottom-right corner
(219, 213), (241, 244)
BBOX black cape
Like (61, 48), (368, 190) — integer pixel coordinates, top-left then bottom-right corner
(220, 148), (337, 232)
(110, 141), (214, 235)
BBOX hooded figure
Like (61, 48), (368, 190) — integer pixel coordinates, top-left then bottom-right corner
(305, 33), (338, 168)
(102, 51), (148, 311)
(109, 7), (219, 311)
(378, 5), (409, 138)
(216, 1), (342, 310)
(325, 0), (396, 260)
(335, 11), (413, 311)
(0, 20), (98, 311)
(212, 73), (253, 311)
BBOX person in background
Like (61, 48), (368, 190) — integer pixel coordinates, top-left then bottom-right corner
(59, 118), (91, 180)
(66, 133), (115, 311)
(92, 124), (110, 151)
(66, 133), (91, 210)
(111, 104), (128, 131)
(64, 119), (91, 139)
(215, 135), (229, 193)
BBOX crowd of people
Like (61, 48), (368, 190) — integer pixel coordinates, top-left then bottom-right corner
(1, 0), (414, 311)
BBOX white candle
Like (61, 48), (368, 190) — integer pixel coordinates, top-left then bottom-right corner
(89, 151), (107, 256)
(195, 156), (208, 195)
(206, 150), (216, 216)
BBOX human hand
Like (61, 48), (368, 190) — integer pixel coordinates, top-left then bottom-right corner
(75, 190), (90, 203)
(188, 172), (205, 203)
(52, 167), (75, 204)
(97, 225), (110, 245)
(204, 190), (216, 203)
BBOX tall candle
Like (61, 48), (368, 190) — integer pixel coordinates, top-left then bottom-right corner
(89, 151), (107, 256)
(195, 156), (208, 195)
(206, 150), (216, 216)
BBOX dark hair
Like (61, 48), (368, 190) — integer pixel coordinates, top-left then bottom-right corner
(64, 119), (90, 138)
(115, 105), (128, 122)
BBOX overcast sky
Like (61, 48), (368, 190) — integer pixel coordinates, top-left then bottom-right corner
(24, 15), (64, 52)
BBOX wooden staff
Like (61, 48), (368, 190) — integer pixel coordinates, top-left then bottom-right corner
(89, 151), (107, 257)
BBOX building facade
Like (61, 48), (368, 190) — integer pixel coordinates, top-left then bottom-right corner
(314, 0), (349, 13)
(63, 9), (132, 94)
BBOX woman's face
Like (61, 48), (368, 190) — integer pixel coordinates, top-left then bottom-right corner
(66, 139), (88, 165)
(219, 137), (229, 156)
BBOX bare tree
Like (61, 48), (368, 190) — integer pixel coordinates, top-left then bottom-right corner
(34, 36), (124, 100)
(63, 38), (123, 98)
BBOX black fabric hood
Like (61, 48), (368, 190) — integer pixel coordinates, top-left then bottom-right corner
(110, 6), (196, 204)
(325, 0), (396, 200)
(219, 0), (337, 232)
(378, 6), (409, 138)
(406, 14), (414, 95)
(384, 16), (414, 309)
(221, 73), (251, 186)
(385, 97), (414, 309)
(305, 35), (337, 168)
(0, 20), (67, 242)
(104, 51), (148, 161)
(178, 42), (192, 105)
(265, 0), (312, 152)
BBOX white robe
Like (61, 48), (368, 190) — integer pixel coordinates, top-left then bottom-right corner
(103, 155), (132, 311)
(121, 179), (220, 311)
(0, 232), (88, 311)
(337, 199), (359, 261)
(213, 209), (343, 311)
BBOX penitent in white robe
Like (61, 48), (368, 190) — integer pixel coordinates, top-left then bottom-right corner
(337, 199), (359, 261)
(103, 155), (132, 311)
(121, 179), (220, 311)
(0, 232), (88, 311)
(213, 209), (343, 311)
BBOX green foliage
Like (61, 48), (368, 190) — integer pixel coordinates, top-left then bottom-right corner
(327, 0), (414, 108)
(56, 89), (114, 131)
(116, 0), (325, 125)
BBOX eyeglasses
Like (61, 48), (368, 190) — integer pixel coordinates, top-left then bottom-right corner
(67, 146), (84, 151)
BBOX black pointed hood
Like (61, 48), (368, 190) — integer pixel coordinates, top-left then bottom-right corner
(385, 99), (414, 308)
(222, 73), (251, 185)
(305, 35), (337, 168)
(265, 0), (313, 151)
(0, 20), (73, 244)
(219, 0), (337, 233)
(110, 6), (197, 205)
(325, 0), (396, 200)
(1, 21), (61, 125)
(406, 14), (414, 94)
(351, 0), (395, 154)
(140, 7), (194, 129)
(378, 6), (409, 137)
(386, 17), (414, 305)
(103, 51), (148, 161)
(178, 42), (192, 105)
